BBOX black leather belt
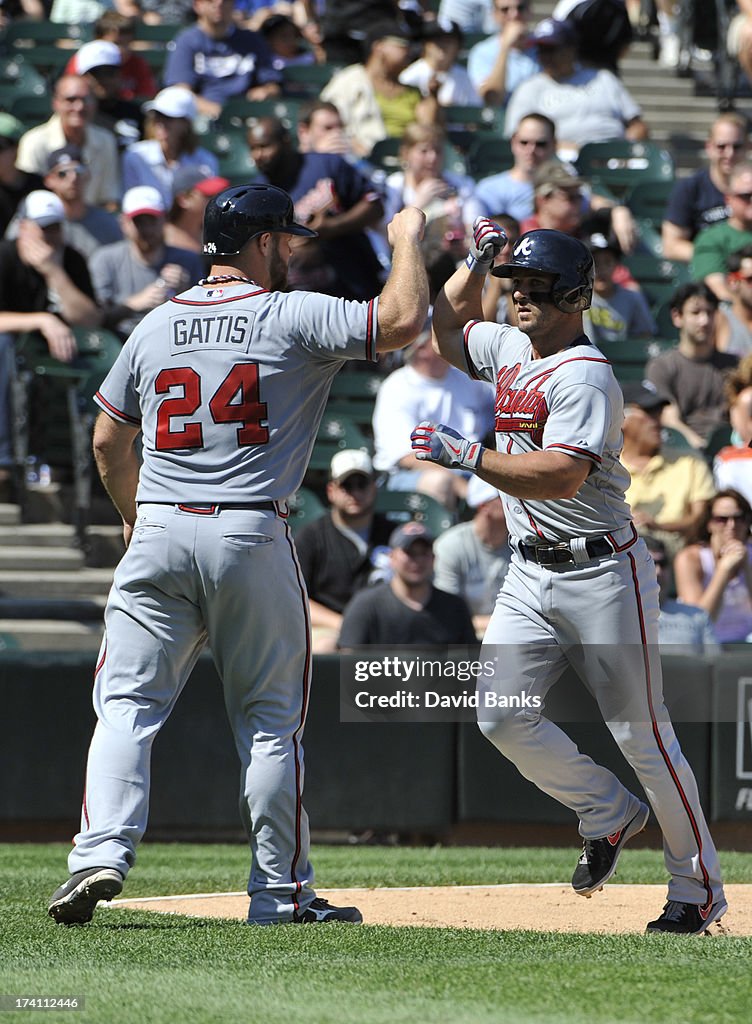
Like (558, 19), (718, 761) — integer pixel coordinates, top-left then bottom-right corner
(140, 501), (276, 513)
(519, 537), (613, 565)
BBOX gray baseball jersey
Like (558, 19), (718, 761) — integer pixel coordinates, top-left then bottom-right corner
(463, 321), (632, 542)
(95, 283), (378, 502)
(70, 280), (378, 925)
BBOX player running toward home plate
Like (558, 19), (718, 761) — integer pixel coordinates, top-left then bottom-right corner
(410, 221), (726, 934)
(48, 185), (428, 926)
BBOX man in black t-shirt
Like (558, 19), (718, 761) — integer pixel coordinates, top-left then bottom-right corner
(296, 449), (393, 652)
(338, 520), (477, 648)
(0, 189), (101, 496)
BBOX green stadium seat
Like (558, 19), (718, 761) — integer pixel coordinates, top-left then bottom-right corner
(287, 486), (327, 533)
(200, 129), (257, 184)
(217, 96), (302, 130)
(601, 337), (676, 382)
(466, 135), (514, 180)
(0, 55), (48, 100)
(661, 426), (694, 451)
(3, 21), (90, 47)
(9, 93), (51, 126)
(624, 180), (674, 231)
(374, 489), (454, 537)
(704, 424), (733, 464)
(132, 22), (184, 43)
(575, 140), (674, 199)
(281, 63), (341, 96)
(307, 411), (372, 473)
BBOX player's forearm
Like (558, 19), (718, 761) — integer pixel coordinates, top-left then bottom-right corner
(92, 415), (140, 528)
(375, 238), (429, 351)
(475, 448), (591, 501)
(433, 263), (486, 339)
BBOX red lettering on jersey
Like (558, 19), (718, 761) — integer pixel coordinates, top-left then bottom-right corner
(494, 364), (549, 445)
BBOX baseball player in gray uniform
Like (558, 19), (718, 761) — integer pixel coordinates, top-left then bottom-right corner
(48, 184), (429, 926)
(410, 222), (726, 934)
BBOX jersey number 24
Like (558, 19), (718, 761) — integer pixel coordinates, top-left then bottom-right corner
(155, 365), (269, 450)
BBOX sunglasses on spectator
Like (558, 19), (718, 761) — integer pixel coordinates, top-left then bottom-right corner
(337, 474), (372, 492)
(496, 2), (527, 11)
(714, 141), (745, 150)
(55, 165), (87, 178)
(710, 513), (747, 524)
(731, 271), (752, 282)
(731, 191), (752, 201)
(516, 138), (551, 148)
(59, 94), (91, 104)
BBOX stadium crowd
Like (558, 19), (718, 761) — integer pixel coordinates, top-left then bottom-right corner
(0, 0), (751, 650)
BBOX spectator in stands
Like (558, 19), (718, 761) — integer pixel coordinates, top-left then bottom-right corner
(247, 116), (384, 300)
(91, 185), (204, 341)
(674, 488), (752, 644)
(473, 113), (556, 223)
(372, 322), (494, 507)
(716, 246), (752, 358)
(50, 0), (139, 22)
(16, 76), (120, 211)
(338, 520), (478, 647)
(643, 535), (719, 654)
(552, 0), (633, 73)
(504, 17), (647, 162)
(260, 13), (318, 70)
(39, 146), (123, 260)
(522, 158), (638, 262)
(714, 355), (752, 506)
(661, 113), (749, 264)
(0, 190), (101, 498)
(321, 21), (441, 159)
(164, 167), (230, 253)
(122, 87), (221, 208)
(692, 162), (752, 302)
(296, 100), (354, 158)
(620, 379), (715, 559)
(400, 19), (481, 107)
(584, 233), (655, 344)
(433, 475), (510, 638)
(653, 0), (681, 68)
(466, 0), (539, 106)
(382, 123), (479, 255)
(94, 11), (158, 101)
(646, 282), (738, 450)
(727, 1), (752, 86)
(0, 0), (46, 25)
(163, 0), (282, 120)
(314, 0), (409, 66)
(66, 40), (143, 151)
(439, 0), (495, 35)
(296, 449), (394, 653)
(139, 0), (195, 24)
(0, 114), (42, 236)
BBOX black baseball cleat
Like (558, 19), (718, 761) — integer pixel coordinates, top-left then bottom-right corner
(572, 801), (650, 897)
(293, 898), (363, 924)
(48, 867), (124, 925)
(646, 898), (728, 935)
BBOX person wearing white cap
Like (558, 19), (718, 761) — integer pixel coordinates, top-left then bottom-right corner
(16, 76), (120, 210)
(0, 189), (101, 497)
(90, 185), (205, 340)
(433, 476), (511, 637)
(295, 449), (394, 652)
(163, 0), (282, 121)
(122, 88), (221, 208)
(67, 39), (144, 150)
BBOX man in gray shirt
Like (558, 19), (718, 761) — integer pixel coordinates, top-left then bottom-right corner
(91, 185), (205, 340)
(433, 475), (510, 637)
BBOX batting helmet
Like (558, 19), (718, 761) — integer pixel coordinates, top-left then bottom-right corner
(491, 229), (594, 312)
(202, 183), (317, 257)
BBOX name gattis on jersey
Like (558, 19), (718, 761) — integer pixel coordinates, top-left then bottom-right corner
(170, 312), (255, 354)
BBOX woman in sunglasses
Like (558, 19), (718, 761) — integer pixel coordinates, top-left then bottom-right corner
(673, 488), (752, 644)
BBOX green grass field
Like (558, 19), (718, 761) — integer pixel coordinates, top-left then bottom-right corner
(1, 843), (750, 1024)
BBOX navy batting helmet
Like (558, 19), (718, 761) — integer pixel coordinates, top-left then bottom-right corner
(491, 229), (594, 312)
(202, 183), (316, 257)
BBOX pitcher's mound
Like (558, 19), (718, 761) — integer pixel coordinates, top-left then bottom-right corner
(113, 883), (752, 934)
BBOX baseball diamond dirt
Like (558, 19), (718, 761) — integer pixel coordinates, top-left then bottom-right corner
(110, 884), (752, 934)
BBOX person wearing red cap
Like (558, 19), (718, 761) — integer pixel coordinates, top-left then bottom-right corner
(164, 168), (231, 253)
(90, 185), (205, 340)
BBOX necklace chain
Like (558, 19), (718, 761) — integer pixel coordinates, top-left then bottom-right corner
(199, 274), (257, 286)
